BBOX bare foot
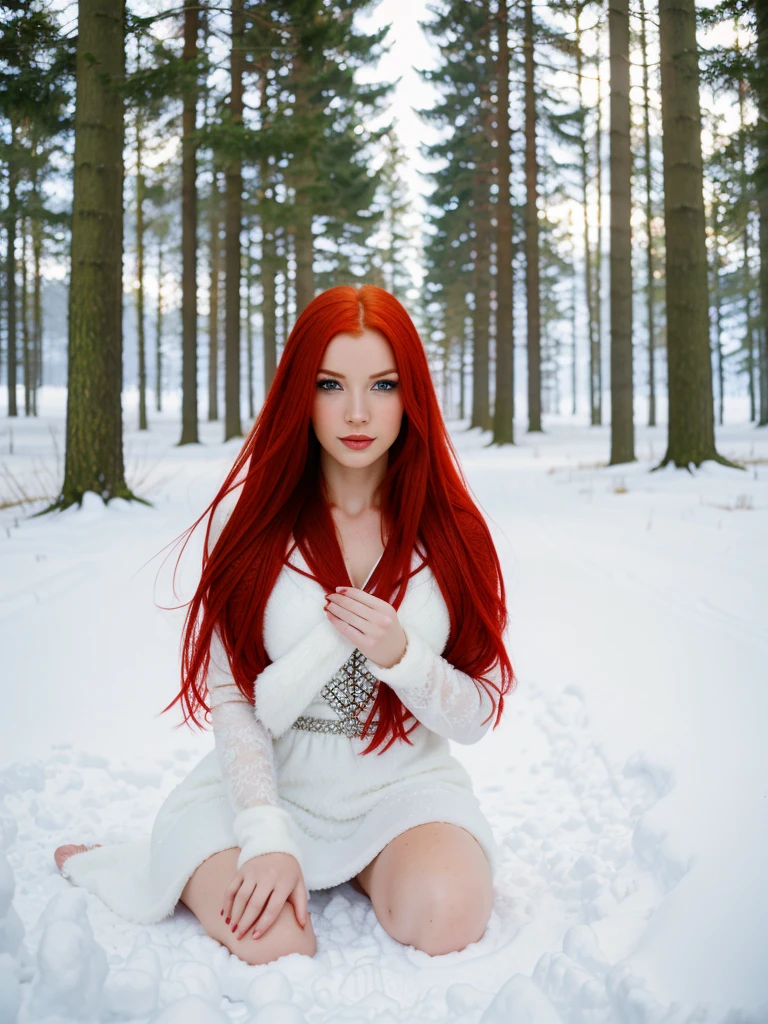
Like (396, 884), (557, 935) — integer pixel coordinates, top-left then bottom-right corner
(54, 843), (102, 875)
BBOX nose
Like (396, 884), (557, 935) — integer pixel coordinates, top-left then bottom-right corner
(345, 388), (371, 424)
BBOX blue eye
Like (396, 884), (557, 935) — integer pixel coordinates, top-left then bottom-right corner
(316, 379), (399, 392)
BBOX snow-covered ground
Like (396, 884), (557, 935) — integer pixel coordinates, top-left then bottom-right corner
(1, 386), (766, 1024)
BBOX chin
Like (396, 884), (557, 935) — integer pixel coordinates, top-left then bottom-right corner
(337, 447), (379, 465)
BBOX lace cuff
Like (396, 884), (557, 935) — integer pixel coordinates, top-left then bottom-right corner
(208, 628), (303, 871)
(363, 621), (498, 744)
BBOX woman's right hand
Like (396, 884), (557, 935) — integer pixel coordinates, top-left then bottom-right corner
(222, 852), (308, 941)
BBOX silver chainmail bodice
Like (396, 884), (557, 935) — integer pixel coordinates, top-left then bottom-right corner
(291, 648), (379, 737)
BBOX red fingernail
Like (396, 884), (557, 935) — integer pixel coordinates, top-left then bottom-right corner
(231, 922), (237, 933)
(225, 917), (230, 925)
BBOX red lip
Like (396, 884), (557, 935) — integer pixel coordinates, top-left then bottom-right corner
(340, 435), (374, 441)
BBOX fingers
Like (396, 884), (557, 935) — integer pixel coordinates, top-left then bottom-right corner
(328, 589), (385, 617)
(326, 593), (392, 629)
(221, 872), (243, 923)
(289, 880), (309, 928)
(332, 586), (383, 608)
(246, 888), (284, 939)
(324, 601), (370, 634)
(231, 881), (272, 940)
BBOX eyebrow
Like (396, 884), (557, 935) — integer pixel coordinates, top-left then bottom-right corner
(317, 369), (398, 379)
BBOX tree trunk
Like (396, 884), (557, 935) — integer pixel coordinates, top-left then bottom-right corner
(291, 52), (315, 315)
(5, 133), (17, 418)
(608, 0), (635, 464)
(576, 14), (597, 426)
(745, 222), (756, 422)
(258, 65), (278, 396)
(656, 0), (734, 469)
(293, 200), (313, 316)
(135, 112), (147, 431)
(757, 0), (768, 425)
(56, 0), (136, 510)
(711, 199), (725, 426)
(471, 19), (493, 433)
(254, 70), (274, 400)
(471, 149), (492, 426)
(224, 0), (244, 441)
(179, 0), (199, 444)
(459, 317), (467, 421)
(156, 236), (163, 413)
(471, 216), (492, 432)
(32, 195), (43, 415)
(640, 0), (656, 426)
(245, 221), (254, 420)
(208, 170), (221, 421)
(523, 0), (542, 433)
(738, 76), (756, 421)
(22, 219), (31, 416)
(275, 226), (286, 354)
(261, 221), (278, 393)
(493, 0), (514, 444)
(571, 219), (578, 415)
(594, 30), (604, 425)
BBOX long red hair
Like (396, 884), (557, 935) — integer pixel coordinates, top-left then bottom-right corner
(161, 284), (516, 754)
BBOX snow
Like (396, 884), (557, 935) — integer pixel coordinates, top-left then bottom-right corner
(1, 386), (766, 1023)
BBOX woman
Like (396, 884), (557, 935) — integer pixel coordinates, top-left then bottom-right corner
(55, 284), (516, 965)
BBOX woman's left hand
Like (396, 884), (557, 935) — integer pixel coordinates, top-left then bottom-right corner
(323, 587), (407, 669)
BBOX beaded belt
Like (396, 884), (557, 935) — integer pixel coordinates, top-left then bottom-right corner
(291, 714), (368, 737)
(291, 648), (378, 737)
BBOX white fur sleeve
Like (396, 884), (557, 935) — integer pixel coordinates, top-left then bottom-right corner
(208, 628), (305, 873)
(362, 621), (499, 745)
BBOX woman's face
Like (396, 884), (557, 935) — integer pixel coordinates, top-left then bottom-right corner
(311, 327), (404, 469)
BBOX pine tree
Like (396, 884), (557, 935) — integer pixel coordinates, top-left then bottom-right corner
(639, 0), (659, 427)
(0, 4), (71, 420)
(701, 0), (767, 428)
(523, 0), (542, 433)
(655, 0), (737, 469)
(493, 0), (515, 444)
(179, 0), (200, 445)
(758, 0), (768, 425)
(608, 0), (635, 464)
(223, 0), (245, 442)
(419, 0), (497, 432)
(50, 0), (147, 510)
(248, 0), (394, 311)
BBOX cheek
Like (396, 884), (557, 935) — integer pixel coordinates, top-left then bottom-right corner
(382, 397), (404, 436)
(311, 397), (334, 436)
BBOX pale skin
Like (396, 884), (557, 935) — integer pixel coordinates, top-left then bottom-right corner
(55, 327), (494, 964)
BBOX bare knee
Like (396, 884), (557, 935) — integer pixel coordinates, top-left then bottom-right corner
(386, 873), (493, 956)
(179, 849), (317, 966)
(217, 901), (317, 966)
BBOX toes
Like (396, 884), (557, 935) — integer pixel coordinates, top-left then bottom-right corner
(54, 843), (92, 871)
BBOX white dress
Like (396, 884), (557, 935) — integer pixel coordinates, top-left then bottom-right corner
(64, 539), (503, 925)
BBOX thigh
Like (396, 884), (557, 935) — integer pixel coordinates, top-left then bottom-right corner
(353, 823), (494, 954)
(179, 847), (316, 965)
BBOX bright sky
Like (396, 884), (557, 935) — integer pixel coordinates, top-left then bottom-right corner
(355, 0), (443, 289)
